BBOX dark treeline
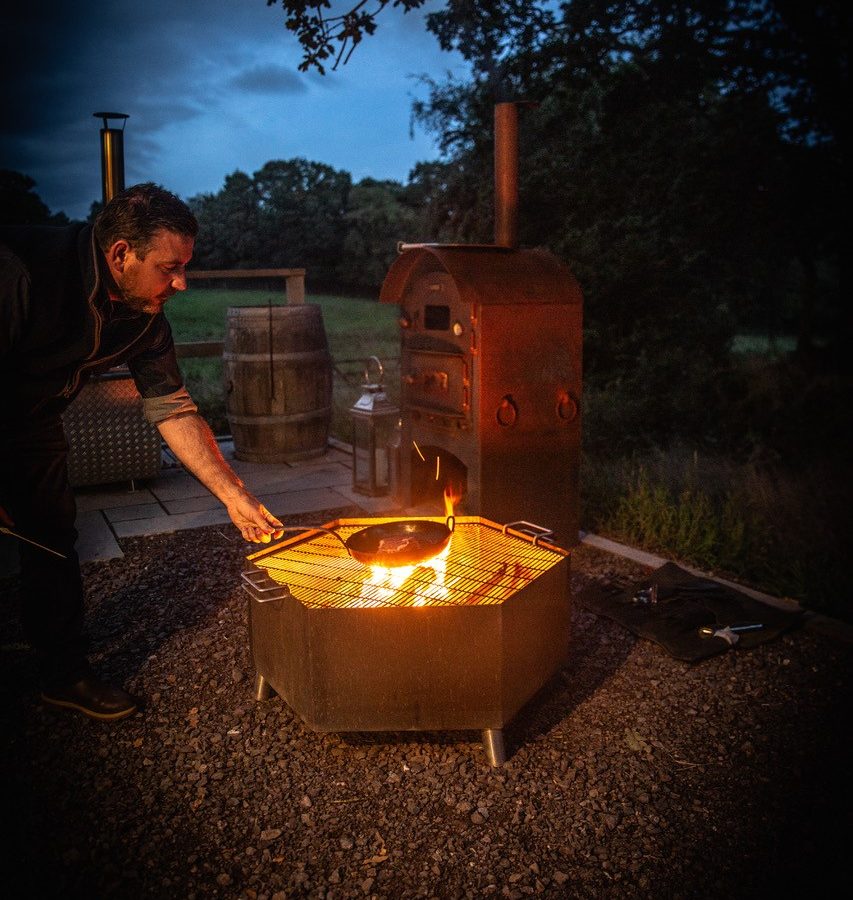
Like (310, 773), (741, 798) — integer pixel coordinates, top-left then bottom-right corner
(4, 0), (846, 464)
(187, 0), (846, 461)
(409, 0), (847, 460)
(186, 160), (431, 293)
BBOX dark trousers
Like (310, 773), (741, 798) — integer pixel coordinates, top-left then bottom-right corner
(1, 414), (89, 689)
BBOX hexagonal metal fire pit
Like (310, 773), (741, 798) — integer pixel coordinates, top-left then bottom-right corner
(241, 517), (571, 765)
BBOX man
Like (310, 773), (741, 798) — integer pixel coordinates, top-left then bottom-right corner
(0, 183), (284, 721)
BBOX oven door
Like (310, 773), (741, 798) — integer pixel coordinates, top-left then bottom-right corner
(403, 349), (468, 418)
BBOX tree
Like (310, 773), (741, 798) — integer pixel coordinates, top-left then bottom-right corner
(266, 0), (428, 73)
(411, 1), (846, 449)
(189, 158), (352, 287)
(0, 170), (71, 226)
(254, 158), (351, 285)
(189, 171), (262, 269)
(337, 177), (420, 289)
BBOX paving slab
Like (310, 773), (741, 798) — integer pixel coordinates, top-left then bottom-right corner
(76, 510), (123, 563)
(162, 494), (222, 515)
(255, 487), (355, 518)
(67, 439), (395, 554)
(75, 486), (157, 512)
(148, 470), (212, 502)
(112, 507), (233, 538)
(105, 503), (169, 524)
(228, 462), (352, 493)
(331, 485), (403, 516)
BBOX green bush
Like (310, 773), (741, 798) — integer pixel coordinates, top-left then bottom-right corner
(583, 446), (851, 621)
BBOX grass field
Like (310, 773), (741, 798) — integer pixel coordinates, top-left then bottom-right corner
(730, 333), (798, 356)
(168, 287), (399, 438)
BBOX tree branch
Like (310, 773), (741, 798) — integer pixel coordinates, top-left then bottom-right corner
(267, 0), (427, 73)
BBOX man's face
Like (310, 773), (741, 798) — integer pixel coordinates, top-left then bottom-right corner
(113, 228), (195, 315)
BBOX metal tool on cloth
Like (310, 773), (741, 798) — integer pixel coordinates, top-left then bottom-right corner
(698, 622), (764, 646)
(632, 584), (658, 606)
(0, 526), (67, 559)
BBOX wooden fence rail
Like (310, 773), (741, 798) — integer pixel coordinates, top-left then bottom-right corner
(186, 267), (306, 305)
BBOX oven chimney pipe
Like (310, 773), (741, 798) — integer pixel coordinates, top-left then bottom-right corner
(493, 102), (519, 249)
(93, 112), (129, 205)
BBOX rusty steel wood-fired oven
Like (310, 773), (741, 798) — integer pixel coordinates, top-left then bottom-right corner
(242, 104), (583, 766)
(381, 103), (583, 548)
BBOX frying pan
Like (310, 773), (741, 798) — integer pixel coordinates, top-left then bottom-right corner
(275, 516), (455, 568)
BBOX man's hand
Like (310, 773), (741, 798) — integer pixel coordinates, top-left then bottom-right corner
(226, 493), (284, 544)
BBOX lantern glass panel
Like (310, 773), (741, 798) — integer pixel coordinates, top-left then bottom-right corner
(351, 410), (398, 497)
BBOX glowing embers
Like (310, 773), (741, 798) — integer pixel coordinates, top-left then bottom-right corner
(250, 517), (566, 610)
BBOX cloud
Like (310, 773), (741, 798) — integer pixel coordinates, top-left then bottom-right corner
(228, 64), (308, 95)
(0, 0), (466, 220)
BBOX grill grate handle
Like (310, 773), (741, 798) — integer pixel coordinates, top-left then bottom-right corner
(502, 520), (555, 546)
(241, 567), (291, 603)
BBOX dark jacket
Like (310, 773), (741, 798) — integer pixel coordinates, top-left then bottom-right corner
(0, 223), (189, 421)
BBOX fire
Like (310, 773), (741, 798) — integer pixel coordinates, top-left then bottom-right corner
(357, 542), (451, 607)
(356, 485), (462, 608)
(444, 483), (462, 519)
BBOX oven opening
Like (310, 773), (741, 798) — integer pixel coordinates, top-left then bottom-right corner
(410, 445), (467, 510)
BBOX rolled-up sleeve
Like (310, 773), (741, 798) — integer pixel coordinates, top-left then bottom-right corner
(142, 386), (198, 424)
(127, 314), (198, 423)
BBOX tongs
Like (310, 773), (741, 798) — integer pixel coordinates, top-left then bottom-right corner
(0, 526), (67, 559)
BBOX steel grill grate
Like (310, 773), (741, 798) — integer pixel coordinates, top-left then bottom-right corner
(252, 518), (565, 609)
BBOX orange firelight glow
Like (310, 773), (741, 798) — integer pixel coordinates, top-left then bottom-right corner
(355, 485), (462, 607)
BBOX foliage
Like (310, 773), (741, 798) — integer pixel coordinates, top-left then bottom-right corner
(410, 0), (846, 457)
(338, 178), (421, 288)
(0, 170), (70, 226)
(189, 161), (426, 292)
(189, 159), (352, 287)
(582, 445), (852, 620)
(266, 0), (427, 73)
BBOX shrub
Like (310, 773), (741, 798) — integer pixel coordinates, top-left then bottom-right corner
(583, 446), (851, 621)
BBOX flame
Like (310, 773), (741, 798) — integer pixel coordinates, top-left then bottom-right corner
(358, 562), (418, 607)
(357, 541), (451, 607)
(443, 483), (462, 519)
(353, 487), (462, 608)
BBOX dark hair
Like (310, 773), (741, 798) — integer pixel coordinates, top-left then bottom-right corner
(94, 182), (198, 256)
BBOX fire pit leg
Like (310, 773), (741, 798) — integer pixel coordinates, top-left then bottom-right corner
(254, 673), (273, 702)
(482, 729), (506, 767)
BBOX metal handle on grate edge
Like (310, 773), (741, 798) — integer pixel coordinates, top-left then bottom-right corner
(502, 521), (555, 546)
(241, 568), (291, 603)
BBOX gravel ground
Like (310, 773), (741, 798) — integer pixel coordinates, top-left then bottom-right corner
(1, 509), (850, 898)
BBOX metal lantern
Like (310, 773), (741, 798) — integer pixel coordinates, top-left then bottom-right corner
(349, 357), (400, 497)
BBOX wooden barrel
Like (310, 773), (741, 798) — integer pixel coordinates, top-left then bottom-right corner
(223, 305), (332, 462)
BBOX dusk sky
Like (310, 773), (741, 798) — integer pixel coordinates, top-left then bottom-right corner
(2, 1), (468, 222)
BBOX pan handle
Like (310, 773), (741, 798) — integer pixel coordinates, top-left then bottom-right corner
(276, 526), (351, 553)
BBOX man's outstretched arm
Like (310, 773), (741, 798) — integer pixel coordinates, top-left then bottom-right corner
(157, 413), (284, 543)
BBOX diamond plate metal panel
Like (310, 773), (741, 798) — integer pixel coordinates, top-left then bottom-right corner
(62, 370), (162, 487)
